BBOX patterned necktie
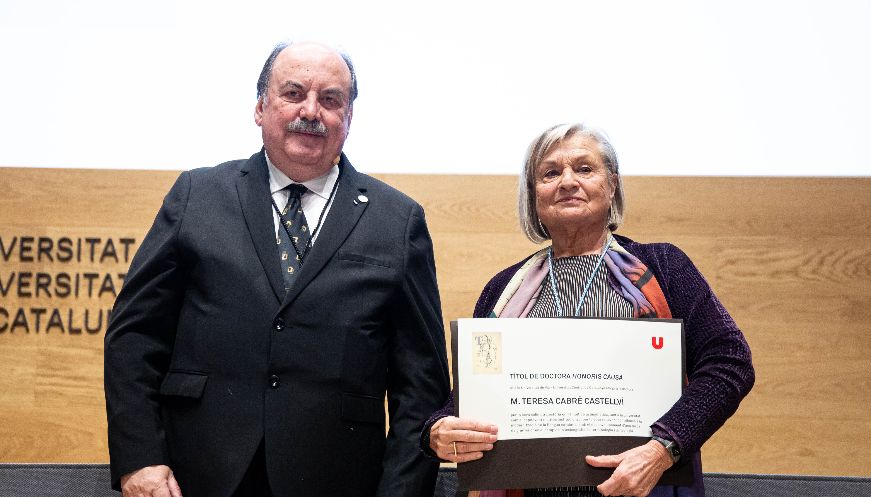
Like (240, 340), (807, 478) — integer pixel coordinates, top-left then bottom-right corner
(277, 183), (311, 291)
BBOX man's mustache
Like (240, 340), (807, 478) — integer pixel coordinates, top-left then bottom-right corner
(286, 119), (327, 136)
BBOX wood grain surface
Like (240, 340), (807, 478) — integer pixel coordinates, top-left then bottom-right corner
(1, 168), (869, 477)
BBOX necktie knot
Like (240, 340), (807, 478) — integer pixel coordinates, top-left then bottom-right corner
(285, 183), (308, 199)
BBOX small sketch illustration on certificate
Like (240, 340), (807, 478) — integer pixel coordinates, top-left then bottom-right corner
(472, 332), (502, 374)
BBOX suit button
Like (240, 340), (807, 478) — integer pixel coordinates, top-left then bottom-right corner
(273, 318), (285, 331)
(269, 375), (280, 388)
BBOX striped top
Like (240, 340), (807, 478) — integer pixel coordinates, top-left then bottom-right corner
(526, 487), (604, 497)
(527, 254), (632, 497)
(529, 254), (633, 319)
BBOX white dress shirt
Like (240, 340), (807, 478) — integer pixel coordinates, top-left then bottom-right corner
(265, 153), (339, 245)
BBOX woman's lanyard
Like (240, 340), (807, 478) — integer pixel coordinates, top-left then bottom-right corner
(546, 233), (612, 317)
(270, 169), (341, 267)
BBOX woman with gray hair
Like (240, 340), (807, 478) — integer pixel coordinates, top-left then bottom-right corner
(422, 123), (754, 497)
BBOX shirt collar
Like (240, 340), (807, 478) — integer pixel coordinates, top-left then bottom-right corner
(265, 151), (339, 200)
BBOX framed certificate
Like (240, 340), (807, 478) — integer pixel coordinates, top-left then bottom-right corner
(451, 317), (692, 490)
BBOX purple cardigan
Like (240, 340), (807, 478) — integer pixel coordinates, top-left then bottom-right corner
(423, 234), (755, 496)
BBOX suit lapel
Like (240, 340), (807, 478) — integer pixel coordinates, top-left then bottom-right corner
(236, 151), (286, 303)
(279, 155), (369, 312)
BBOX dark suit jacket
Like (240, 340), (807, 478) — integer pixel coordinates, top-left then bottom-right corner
(104, 151), (450, 497)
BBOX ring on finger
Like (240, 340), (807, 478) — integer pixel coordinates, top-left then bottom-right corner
(453, 441), (458, 457)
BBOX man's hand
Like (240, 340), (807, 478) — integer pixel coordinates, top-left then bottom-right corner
(585, 440), (673, 497)
(120, 465), (183, 497)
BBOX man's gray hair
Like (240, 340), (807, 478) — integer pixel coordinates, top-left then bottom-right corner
(518, 123), (625, 243)
(256, 42), (358, 105)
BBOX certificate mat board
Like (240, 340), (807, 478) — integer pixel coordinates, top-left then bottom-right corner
(451, 317), (692, 490)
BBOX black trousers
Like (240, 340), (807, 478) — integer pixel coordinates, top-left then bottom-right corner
(231, 441), (273, 497)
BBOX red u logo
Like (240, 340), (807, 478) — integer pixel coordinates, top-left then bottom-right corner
(652, 337), (664, 349)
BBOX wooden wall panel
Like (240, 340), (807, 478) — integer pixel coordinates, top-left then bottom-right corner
(1, 168), (869, 478)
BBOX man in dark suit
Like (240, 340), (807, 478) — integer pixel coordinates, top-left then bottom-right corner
(104, 41), (450, 497)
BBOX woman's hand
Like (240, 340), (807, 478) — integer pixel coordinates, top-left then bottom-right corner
(429, 416), (498, 463)
(585, 440), (673, 497)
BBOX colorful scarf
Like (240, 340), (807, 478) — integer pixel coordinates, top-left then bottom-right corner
(475, 236), (671, 497)
(490, 236), (671, 319)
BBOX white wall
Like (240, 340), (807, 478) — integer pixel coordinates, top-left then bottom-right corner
(1, 0), (869, 176)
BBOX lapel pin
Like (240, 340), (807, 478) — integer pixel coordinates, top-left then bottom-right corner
(357, 194), (369, 204)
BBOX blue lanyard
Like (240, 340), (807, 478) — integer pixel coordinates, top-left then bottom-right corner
(546, 233), (612, 317)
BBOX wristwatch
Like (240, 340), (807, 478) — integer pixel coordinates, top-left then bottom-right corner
(651, 435), (681, 464)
